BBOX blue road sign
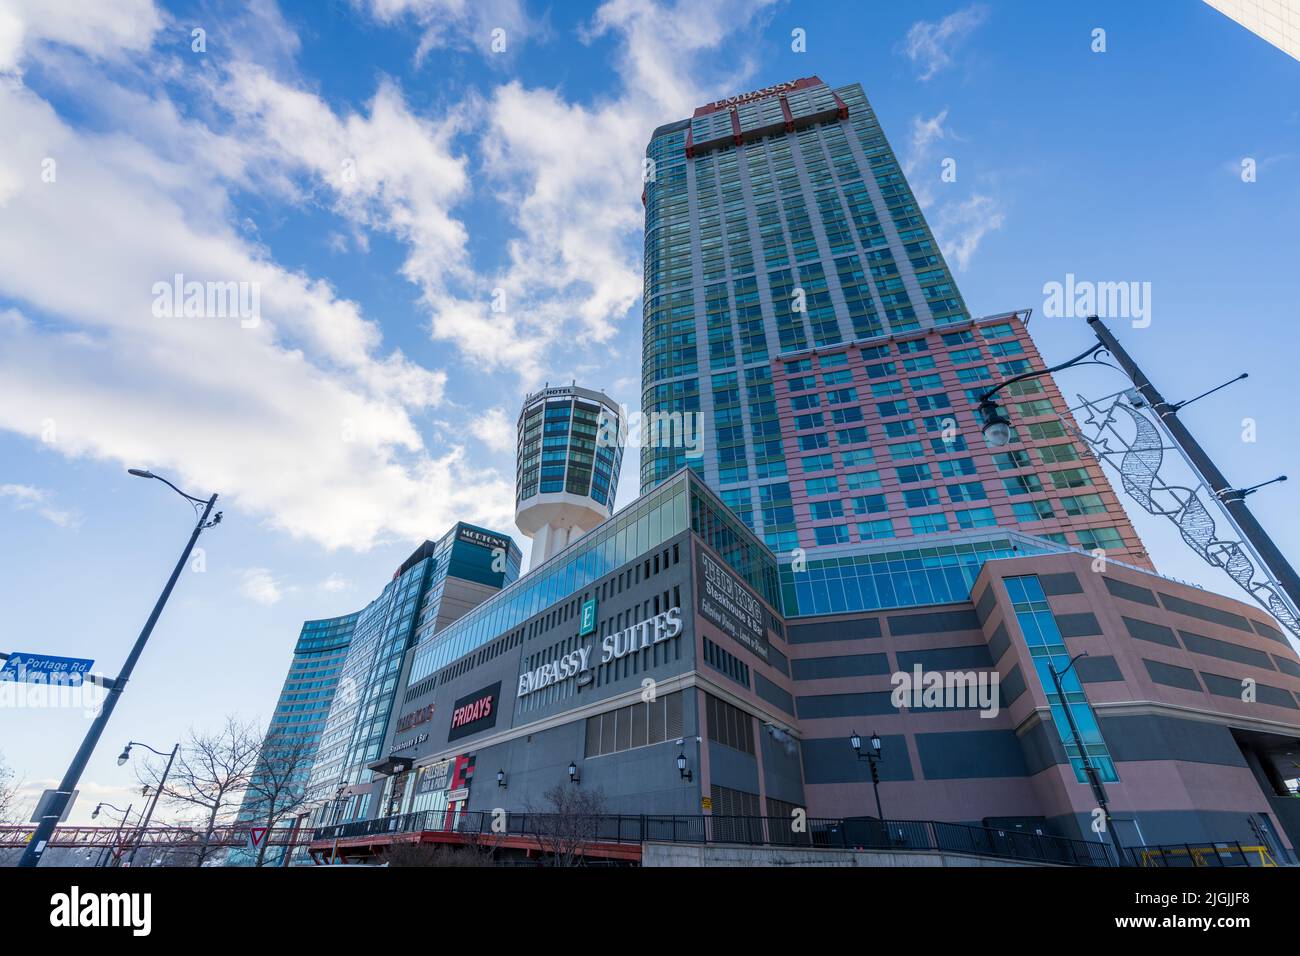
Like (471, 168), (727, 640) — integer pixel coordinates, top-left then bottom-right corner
(0, 652), (94, 686)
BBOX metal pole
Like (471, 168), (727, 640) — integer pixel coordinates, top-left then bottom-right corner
(18, 494), (216, 867)
(95, 803), (134, 868)
(1048, 660), (1127, 865)
(869, 754), (884, 820)
(127, 743), (179, 866)
(1087, 315), (1300, 612)
(280, 813), (305, 868)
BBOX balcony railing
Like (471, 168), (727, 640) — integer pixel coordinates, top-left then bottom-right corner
(311, 812), (1114, 866)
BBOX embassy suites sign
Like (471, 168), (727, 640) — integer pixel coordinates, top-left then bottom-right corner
(701, 79), (800, 112)
(516, 608), (683, 698)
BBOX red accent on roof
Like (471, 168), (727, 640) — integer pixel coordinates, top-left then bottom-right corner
(831, 88), (849, 120)
(779, 95), (795, 132)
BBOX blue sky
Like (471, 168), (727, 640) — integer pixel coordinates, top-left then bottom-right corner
(0, 0), (1296, 823)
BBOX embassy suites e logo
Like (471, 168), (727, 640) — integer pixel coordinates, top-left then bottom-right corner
(50, 887), (152, 936)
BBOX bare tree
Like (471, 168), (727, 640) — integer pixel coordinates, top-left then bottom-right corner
(525, 784), (607, 866)
(241, 729), (317, 866)
(0, 752), (28, 865)
(383, 838), (496, 867)
(0, 751), (23, 826)
(139, 716), (260, 866)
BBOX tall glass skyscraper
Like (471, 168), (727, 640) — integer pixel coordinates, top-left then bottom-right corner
(641, 76), (1149, 572)
(229, 612), (356, 866)
(302, 523), (521, 826)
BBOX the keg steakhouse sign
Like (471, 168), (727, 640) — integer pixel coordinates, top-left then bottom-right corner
(447, 682), (500, 741)
(696, 550), (768, 661)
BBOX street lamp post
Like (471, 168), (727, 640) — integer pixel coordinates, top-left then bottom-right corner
(1046, 652), (1128, 866)
(90, 802), (135, 868)
(17, 470), (219, 868)
(119, 740), (180, 867)
(849, 731), (885, 819)
(976, 341), (1108, 449)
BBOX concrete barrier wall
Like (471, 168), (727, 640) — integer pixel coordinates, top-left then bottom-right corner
(641, 841), (1060, 867)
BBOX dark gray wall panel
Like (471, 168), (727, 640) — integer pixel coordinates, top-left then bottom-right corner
(1056, 612), (1102, 637)
(787, 616), (881, 644)
(1252, 619), (1288, 646)
(760, 726), (805, 805)
(895, 644), (993, 671)
(1179, 630), (1274, 670)
(915, 730), (1029, 779)
(1018, 720), (1067, 774)
(1123, 616), (1179, 648)
(999, 664), (1026, 707)
(987, 622), (1010, 663)
(801, 734), (913, 784)
(1103, 576), (1159, 607)
(1273, 655), (1300, 679)
(1158, 593), (1252, 634)
(1098, 714), (1247, 767)
(754, 672), (795, 716)
(791, 653), (891, 681)
(1200, 671), (1298, 709)
(887, 609), (980, 636)
(1040, 572), (1083, 596)
(1077, 655), (1123, 683)
(796, 692), (895, 719)
(1143, 658), (1202, 692)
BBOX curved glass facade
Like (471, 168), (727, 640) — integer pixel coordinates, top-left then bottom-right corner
(516, 386), (623, 510)
(305, 524), (520, 820)
(412, 473), (689, 685)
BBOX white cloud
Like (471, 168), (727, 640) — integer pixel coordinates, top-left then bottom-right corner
(935, 194), (1004, 271)
(470, 407), (517, 454)
(909, 110), (950, 169)
(902, 4), (988, 81)
(240, 567), (287, 605)
(900, 108), (1002, 272)
(357, 0), (535, 63)
(468, 0), (779, 375)
(0, 483), (80, 528)
(0, 57), (515, 550)
(320, 573), (351, 593)
(0, 0), (777, 553)
(0, 0), (163, 74)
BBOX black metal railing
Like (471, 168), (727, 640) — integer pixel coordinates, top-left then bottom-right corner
(311, 812), (1114, 866)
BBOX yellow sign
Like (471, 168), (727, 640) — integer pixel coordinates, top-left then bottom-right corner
(701, 797), (713, 811)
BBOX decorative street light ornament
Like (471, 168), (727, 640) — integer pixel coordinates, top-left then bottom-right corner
(1064, 389), (1300, 644)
